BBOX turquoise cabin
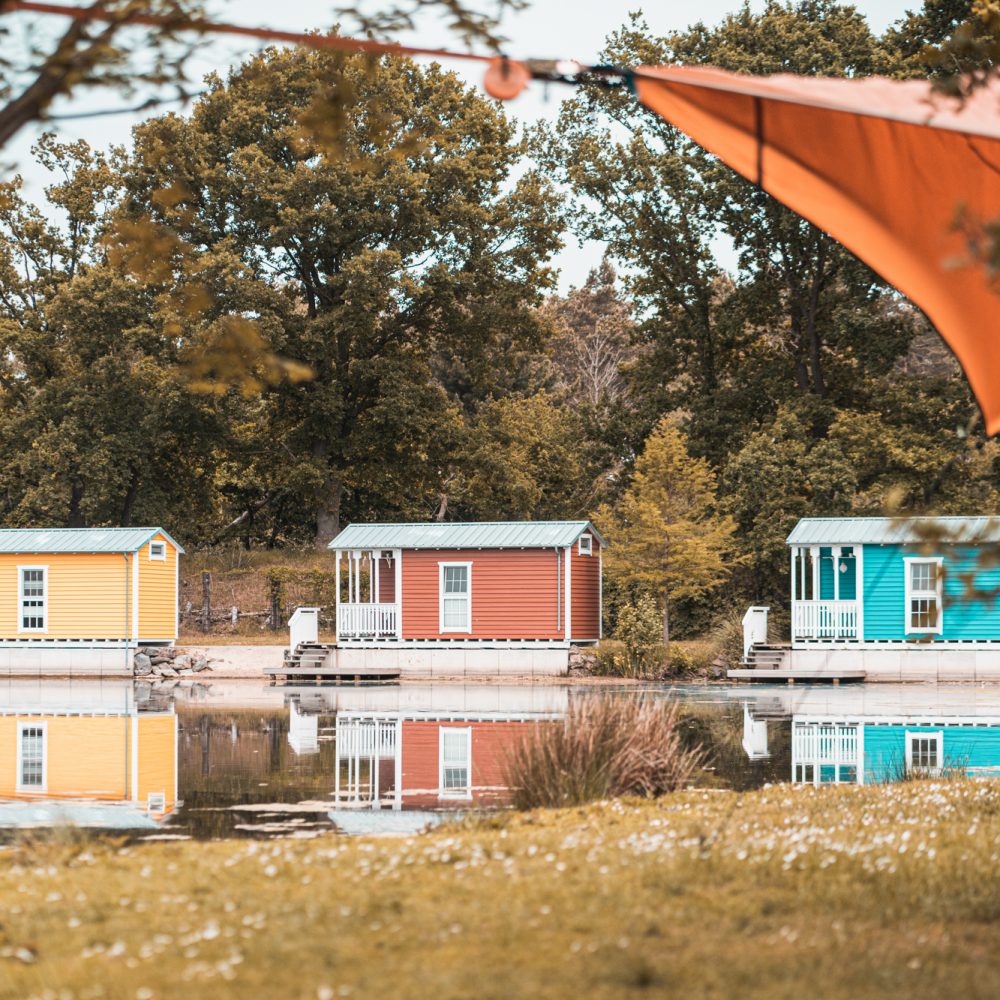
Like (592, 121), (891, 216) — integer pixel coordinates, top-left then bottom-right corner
(792, 716), (1000, 785)
(787, 516), (1000, 646)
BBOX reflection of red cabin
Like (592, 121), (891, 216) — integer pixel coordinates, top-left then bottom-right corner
(330, 521), (603, 645)
(333, 712), (560, 808)
(400, 719), (534, 807)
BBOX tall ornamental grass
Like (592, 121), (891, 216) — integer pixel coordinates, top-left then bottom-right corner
(503, 696), (703, 810)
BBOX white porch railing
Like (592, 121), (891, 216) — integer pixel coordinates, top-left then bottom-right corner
(792, 600), (859, 640)
(793, 722), (860, 765)
(336, 602), (399, 639)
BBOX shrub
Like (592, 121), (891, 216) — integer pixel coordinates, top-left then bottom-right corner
(613, 594), (664, 675)
(502, 696), (704, 810)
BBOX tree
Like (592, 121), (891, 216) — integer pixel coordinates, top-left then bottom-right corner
(122, 46), (561, 545)
(596, 418), (735, 645)
(0, 137), (225, 532)
(541, 260), (636, 407)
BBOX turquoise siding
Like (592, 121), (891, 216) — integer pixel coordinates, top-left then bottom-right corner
(862, 543), (1000, 641)
(864, 724), (1000, 783)
(818, 547), (857, 601)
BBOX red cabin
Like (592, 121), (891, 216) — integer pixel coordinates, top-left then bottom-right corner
(330, 521), (603, 647)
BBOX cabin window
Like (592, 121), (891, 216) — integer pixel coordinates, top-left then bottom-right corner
(904, 557), (943, 634)
(906, 730), (943, 774)
(149, 541), (166, 561)
(439, 563), (472, 633)
(17, 722), (46, 791)
(578, 534), (593, 556)
(439, 727), (472, 798)
(18, 567), (47, 632)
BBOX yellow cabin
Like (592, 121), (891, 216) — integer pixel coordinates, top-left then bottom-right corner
(0, 527), (183, 676)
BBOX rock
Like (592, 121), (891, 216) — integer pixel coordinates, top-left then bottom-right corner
(149, 653), (172, 666)
(157, 667), (179, 678)
(133, 652), (153, 676)
(173, 654), (193, 671)
(193, 656), (211, 672)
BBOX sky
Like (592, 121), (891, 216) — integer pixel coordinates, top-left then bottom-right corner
(7, 0), (917, 290)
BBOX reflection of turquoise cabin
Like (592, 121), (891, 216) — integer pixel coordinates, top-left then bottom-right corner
(741, 517), (1000, 680)
(792, 716), (1000, 785)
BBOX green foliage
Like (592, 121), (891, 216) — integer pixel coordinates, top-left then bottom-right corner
(613, 593), (664, 675)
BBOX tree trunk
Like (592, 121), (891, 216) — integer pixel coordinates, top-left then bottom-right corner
(120, 468), (140, 527)
(312, 442), (343, 549)
(661, 587), (670, 650)
(67, 482), (85, 528)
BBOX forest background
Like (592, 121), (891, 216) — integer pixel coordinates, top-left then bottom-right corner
(1, 0), (994, 643)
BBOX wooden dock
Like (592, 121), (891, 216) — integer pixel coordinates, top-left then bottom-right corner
(727, 667), (867, 684)
(266, 642), (401, 682)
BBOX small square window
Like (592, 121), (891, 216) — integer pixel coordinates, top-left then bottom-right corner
(578, 535), (593, 556)
(149, 542), (166, 561)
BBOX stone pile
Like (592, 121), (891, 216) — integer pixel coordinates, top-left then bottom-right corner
(568, 646), (600, 675)
(133, 646), (213, 679)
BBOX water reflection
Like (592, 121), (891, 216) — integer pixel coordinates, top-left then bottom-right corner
(6, 679), (1000, 839)
(0, 680), (176, 831)
(731, 685), (1000, 785)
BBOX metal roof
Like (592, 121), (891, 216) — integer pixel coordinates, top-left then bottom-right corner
(787, 517), (1000, 546)
(0, 527), (184, 554)
(330, 521), (603, 550)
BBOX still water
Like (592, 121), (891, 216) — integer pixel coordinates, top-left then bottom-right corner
(2, 679), (1000, 838)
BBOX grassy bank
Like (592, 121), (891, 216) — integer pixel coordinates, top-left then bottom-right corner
(4, 782), (1000, 998)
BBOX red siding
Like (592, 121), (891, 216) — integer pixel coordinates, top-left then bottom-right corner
(375, 555), (395, 603)
(400, 548), (564, 640)
(400, 720), (531, 807)
(571, 536), (601, 642)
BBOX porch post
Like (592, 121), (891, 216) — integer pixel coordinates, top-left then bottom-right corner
(354, 552), (361, 604)
(811, 546), (820, 599)
(394, 549), (403, 639)
(833, 546), (840, 603)
(374, 553), (380, 604)
(800, 546), (807, 600)
(790, 546), (797, 604)
(856, 545), (865, 641)
(335, 551), (341, 635)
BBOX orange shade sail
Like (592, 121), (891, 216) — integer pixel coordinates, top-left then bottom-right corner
(633, 67), (1000, 433)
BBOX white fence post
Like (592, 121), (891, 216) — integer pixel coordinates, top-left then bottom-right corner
(288, 606), (320, 654)
(742, 605), (770, 660)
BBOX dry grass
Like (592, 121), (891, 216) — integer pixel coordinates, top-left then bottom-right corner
(3, 782), (1000, 998)
(502, 696), (704, 809)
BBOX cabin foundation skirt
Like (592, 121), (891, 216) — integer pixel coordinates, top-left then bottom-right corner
(0, 645), (133, 677)
(790, 645), (1000, 682)
(333, 645), (569, 677)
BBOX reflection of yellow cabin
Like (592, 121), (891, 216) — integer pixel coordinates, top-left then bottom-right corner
(0, 708), (177, 816)
(0, 528), (183, 674)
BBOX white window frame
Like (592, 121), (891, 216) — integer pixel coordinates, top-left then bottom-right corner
(438, 561), (472, 634)
(149, 541), (167, 561)
(16, 720), (47, 792)
(438, 726), (472, 800)
(903, 556), (944, 635)
(578, 534), (593, 556)
(17, 565), (48, 634)
(905, 730), (944, 775)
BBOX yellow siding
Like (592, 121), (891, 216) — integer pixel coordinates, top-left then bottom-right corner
(0, 552), (130, 640)
(138, 533), (179, 640)
(137, 715), (177, 808)
(0, 713), (177, 811)
(0, 715), (127, 798)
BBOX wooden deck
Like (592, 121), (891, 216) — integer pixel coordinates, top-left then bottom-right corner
(265, 663), (401, 681)
(727, 667), (867, 684)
